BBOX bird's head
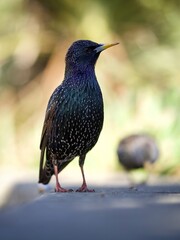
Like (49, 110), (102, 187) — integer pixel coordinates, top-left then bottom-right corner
(65, 40), (119, 72)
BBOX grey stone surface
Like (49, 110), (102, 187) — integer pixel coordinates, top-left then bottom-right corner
(0, 182), (180, 240)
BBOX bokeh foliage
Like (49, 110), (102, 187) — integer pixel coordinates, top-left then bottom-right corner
(0, 0), (180, 175)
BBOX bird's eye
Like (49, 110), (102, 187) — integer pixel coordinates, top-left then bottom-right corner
(85, 46), (96, 53)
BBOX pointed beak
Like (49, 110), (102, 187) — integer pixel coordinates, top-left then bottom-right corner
(95, 42), (119, 53)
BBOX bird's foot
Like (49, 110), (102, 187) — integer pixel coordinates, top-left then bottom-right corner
(55, 184), (73, 193)
(76, 184), (95, 192)
(55, 187), (73, 192)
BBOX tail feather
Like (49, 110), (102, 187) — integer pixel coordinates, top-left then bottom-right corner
(39, 149), (44, 181)
(38, 145), (51, 184)
(38, 169), (51, 185)
(39, 146), (73, 184)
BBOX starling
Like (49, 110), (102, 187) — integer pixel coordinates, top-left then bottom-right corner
(117, 134), (159, 170)
(39, 40), (119, 192)
(117, 134), (159, 186)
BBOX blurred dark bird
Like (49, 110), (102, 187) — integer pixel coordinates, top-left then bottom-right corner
(117, 134), (159, 185)
(39, 40), (119, 192)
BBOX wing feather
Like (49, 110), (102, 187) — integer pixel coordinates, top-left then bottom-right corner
(39, 103), (57, 180)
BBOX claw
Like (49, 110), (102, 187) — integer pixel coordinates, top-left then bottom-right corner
(55, 186), (74, 192)
(76, 184), (95, 192)
(55, 187), (68, 192)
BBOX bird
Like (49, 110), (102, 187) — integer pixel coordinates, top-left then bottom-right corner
(38, 40), (119, 192)
(117, 134), (159, 185)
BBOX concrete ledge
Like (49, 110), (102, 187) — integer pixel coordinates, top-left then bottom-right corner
(0, 182), (180, 240)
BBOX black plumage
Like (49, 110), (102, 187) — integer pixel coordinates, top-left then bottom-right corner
(117, 134), (159, 170)
(39, 40), (118, 192)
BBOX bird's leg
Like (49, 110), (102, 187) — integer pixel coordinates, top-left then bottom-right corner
(53, 161), (70, 192)
(76, 155), (95, 192)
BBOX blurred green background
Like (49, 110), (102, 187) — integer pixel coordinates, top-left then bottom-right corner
(0, 0), (180, 179)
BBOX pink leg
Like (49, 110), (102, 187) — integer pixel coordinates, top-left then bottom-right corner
(76, 165), (95, 192)
(54, 165), (72, 192)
